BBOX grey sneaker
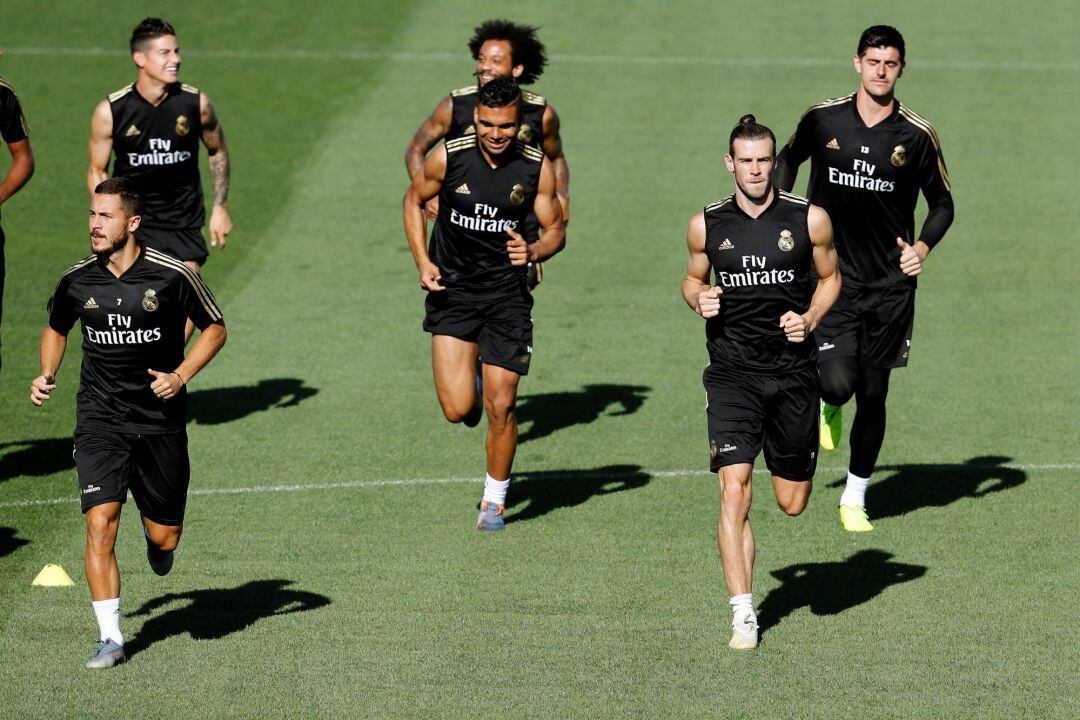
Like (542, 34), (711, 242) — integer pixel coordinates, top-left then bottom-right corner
(476, 501), (505, 532)
(85, 638), (126, 669)
(143, 518), (173, 576)
(729, 616), (759, 650)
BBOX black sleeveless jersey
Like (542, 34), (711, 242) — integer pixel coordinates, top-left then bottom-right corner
(109, 83), (204, 230)
(47, 247), (223, 433)
(779, 94), (950, 289)
(429, 136), (544, 296)
(704, 191), (818, 373)
(447, 85), (547, 149)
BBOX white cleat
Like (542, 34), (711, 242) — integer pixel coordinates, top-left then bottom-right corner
(729, 616), (759, 650)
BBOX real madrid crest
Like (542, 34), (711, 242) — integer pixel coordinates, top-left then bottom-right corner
(510, 183), (525, 205)
(890, 145), (906, 167)
(778, 229), (795, 252)
(142, 289), (159, 312)
(175, 115), (190, 136)
(710, 438), (718, 458)
(517, 123), (533, 144)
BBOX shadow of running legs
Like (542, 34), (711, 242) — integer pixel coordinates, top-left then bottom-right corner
(504, 464), (652, 524)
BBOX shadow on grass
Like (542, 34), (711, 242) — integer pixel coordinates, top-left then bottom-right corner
(516, 384), (650, 444)
(0, 526), (30, 559)
(0, 438), (74, 482)
(759, 549), (927, 635)
(188, 378), (318, 425)
(126, 579), (330, 658)
(505, 464), (652, 524)
(827, 455), (1027, 519)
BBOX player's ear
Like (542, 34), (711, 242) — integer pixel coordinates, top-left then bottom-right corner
(511, 64), (524, 80)
(852, 54), (861, 73)
(132, 50), (146, 70)
(128, 214), (142, 233)
(724, 155), (735, 174)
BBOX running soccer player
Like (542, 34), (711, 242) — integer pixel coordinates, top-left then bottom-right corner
(87, 17), (232, 340)
(773, 25), (955, 532)
(31, 178), (226, 668)
(403, 78), (565, 532)
(405, 18), (569, 288)
(0, 72), (35, 372)
(682, 115), (840, 649)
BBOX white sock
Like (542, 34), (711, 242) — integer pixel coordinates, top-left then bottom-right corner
(482, 474), (509, 507)
(839, 472), (870, 508)
(729, 593), (755, 626)
(92, 598), (123, 645)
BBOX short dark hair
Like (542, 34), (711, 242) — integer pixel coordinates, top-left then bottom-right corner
(468, 19), (548, 85)
(131, 17), (176, 54)
(478, 77), (522, 109)
(857, 25), (905, 65)
(728, 114), (776, 156)
(94, 177), (143, 217)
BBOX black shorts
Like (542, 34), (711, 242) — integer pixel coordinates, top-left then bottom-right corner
(135, 226), (209, 265)
(704, 364), (819, 480)
(816, 285), (914, 369)
(74, 428), (190, 525)
(423, 286), (534, 376)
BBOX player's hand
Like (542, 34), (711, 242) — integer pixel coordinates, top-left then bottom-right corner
(696, 286), (722, 319)
(148, 368), (184, 400)
(506, 228), (530, 266)
(424, 197), (440, 220)
(209, 205), (233, 249)
(780, 311), (810, 342)
(897, 237), (924, 277)
(30, 373), (56, 406)
(419, 261), (445, 291)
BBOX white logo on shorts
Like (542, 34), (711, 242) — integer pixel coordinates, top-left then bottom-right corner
(819, 342), (835, 351)
(718, 444), (737, 453)
(82, 485), (101, 495)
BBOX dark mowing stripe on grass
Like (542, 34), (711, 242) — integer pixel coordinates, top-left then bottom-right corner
(2, 47), (1075, 72)
(0, 463), (1074, 510)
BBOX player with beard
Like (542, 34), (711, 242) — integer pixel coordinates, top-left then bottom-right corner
(682, 116), (840, 649)
(405, 19), (569, 289)
(773, 26), (954, 532)
(88, 17), (232, 341)
(403, 78), (565, 531)
(31, 178), (226, 668)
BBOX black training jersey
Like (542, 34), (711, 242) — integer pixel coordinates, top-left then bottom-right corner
(704, 191), (818, 374)
(48, 246), (223, 433)
(447, 85), (547, 149)
(778, 94), (950, 289)
(0, 77), (29, 144)
(430, 136), (543, 295)
(109, 83), (204, 231)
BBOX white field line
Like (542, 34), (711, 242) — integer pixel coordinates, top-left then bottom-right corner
(0, 46), (1072, 73)
(0, 463), (1074, 510)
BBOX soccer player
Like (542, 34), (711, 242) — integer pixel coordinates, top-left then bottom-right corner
(773, 25), (955, 532)
(403, 78), (565, 532)
(405, 19), (569, 288)
(0, 71), (35, 372)
(682, 115), (840, 649)
(31, 178), (226, 668)
(87, 17), (232, 340)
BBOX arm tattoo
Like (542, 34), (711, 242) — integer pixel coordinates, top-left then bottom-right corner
(202, 108), (230, 206)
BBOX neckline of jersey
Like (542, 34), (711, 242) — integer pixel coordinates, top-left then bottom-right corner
(474, 141), (521, 170)
(130, 81), (181, 108)
(730, 189), (780, 221)
(95, 243), (146, 280)
(850, 92), (901, 129)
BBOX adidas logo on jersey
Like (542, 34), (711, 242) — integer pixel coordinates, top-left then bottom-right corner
(826, 138), (839, 150)
(455, 183), (470, 194)
(84, 297), (99, 309)
(124, 125), (141, 137)
(719, 239), (734, 250)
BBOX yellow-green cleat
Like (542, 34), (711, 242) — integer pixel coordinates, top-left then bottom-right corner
(819, 401), (842, 451)
(839, 504), (873, 532)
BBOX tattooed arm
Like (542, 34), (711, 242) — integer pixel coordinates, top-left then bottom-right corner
(404, 95), (453, 219)
(200, 92), (232, 249)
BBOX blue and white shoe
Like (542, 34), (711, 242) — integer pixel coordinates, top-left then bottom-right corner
(85, 638), (125, 668)
(142, 517), (174, 576)
(476, 501), (505, 532)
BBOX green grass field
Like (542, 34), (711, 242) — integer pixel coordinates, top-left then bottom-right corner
(1, 1), (1077, 717)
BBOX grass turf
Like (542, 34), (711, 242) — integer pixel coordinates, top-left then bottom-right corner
(0, 1), (1077, 717)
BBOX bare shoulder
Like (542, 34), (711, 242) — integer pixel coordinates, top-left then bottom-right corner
(807, 204), (833, 240)
(687, 212), (706, 248)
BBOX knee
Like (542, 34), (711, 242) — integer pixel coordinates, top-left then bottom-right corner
(720, 476), (751, 512)
(441, 405), (469, 424)
(483, 390), (516, 427)
(777, 495), (808, 516)
(819, 360), (858, 406)
(86, 512), (119, 553)
(152, 527), (182, 553)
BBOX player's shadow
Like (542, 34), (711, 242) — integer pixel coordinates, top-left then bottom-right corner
(827, 455), (1027, 519)
(187, 378), (318, 425)
(758, 549), (927, 635)
(125, 579), (330, 658)
(0, 438), (75, 483)
(505, 464), (651, 524)
(0, 527), (30, 559)
(516, 384), (651, 444)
